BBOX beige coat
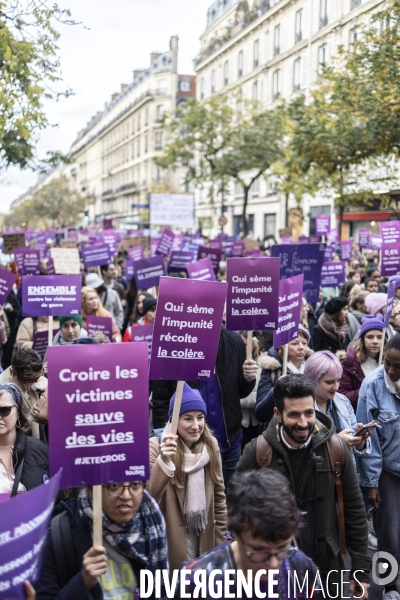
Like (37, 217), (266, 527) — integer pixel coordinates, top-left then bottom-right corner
(16, 317), (59, 350)
(148, 436), (227, 573)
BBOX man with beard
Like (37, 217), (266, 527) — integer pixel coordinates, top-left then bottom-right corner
(237, 374), (371, 598)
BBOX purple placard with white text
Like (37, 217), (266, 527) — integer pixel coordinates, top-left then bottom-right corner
(232, 241), (245, 257)
(81, 244), (113, 268)
(23, 249), (41, 275)
(370, 234), (382, 250)
(327, 229), (339, 245)
(0, 470), (61, 600)
(32, 329), (60, 359)
(274, 274), (304, 347)
(187, 258), (215, 281)
(380, 221), (400, 244)
(315, 215), (331, 236)
(209, 239), (222, 249)
(225, 257), (280, 331)
(48, 343), (149, 488)
(87, 315), (113, 342)
(125, 260), (134, 281)
(167, 251), (196, 273)
(102, 230), (117, 255)
(46, 258), (56, 275)
(127, 246), (143, 262)
(131, 324), (154, 362)
(381, 243), (400, 277)
(156, 229), (175, 256)
(134, 255), (166, 289)
(385, 280), (397, 327)
(197, 246), (222, 274)
(0, 268), (17, 304)
(358, 229), (370, 248)
(340, 240), (353, 261)
(22, 275), (82, 317)
(149, 277), (226, 381)
(293, 244), (326, 303)
(320, 261), (346, 287)
(324, 246), (334, 261)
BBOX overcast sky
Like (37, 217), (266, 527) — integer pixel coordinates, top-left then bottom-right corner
(0, 0), (212, 212)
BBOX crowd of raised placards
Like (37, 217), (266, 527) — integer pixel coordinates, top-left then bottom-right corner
(2, 219), (400, 600)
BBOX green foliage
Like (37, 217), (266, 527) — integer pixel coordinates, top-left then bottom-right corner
(4, 177), (86, 228)
(0, 1), (74, 170)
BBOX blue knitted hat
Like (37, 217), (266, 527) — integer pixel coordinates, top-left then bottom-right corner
(168, 382), (207, 421)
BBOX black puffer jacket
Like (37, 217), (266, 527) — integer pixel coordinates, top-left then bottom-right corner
(151, 328), (255, 445)
(13, 428), (49, 492)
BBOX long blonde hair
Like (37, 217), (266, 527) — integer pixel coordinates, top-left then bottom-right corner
(81, 287), (109, 318)
(171, 423), (222, 489)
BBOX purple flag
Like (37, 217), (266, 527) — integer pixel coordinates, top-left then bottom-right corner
(225, 257), (280, 331)
(32, 329), (59, 359)
(384, 280), (397, 327)
(127, 246), (143, 262)
(86, 315), (113, 342)
(156, 229), (175, 256)
(125, 260), (134, 281)
(48, 343), (149, 488)
(380, 221), (400, 244)
(273, 274), (304, 348)
(0, 470), (61, 600)
(167, 251), (196, 274)
(232, 241), (245, 257)
(187, 258), (215, 281)
(22, 275), (82, 317)
(340, 240), (353, 261)
(197, 246), (222, 275)
(370, 234), (382, 250)
(131, 324), (154, 362)
(315, 215), (331, 236)
(134, 255), (166, 289)
(81, 244), (113, 268)
(381, 243), (400, 277)
(358, 228), (370, 248)
(149, 277), (226, 381)
(0, 268), (17, 304)
(320, 261), (346, 287)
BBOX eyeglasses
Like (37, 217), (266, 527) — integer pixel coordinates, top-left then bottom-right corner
(104, 482), (144, 497)
(238, 536), (295, 564)
(0, 406), (17, 417)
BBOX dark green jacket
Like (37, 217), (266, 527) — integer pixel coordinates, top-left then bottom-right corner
(237, 413), (370, 582)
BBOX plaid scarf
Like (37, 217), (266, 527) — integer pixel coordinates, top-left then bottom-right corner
(318, 311), (349, 344)
(78, 487), (168, 573)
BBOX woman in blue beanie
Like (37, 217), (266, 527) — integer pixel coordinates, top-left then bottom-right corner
(338, 314), (385, 409)
(148, 382), (227, 573)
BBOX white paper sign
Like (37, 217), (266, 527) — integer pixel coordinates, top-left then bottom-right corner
(149, 194), (195, 227)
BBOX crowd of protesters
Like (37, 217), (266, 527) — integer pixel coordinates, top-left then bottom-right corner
(3, 237), (400, 600)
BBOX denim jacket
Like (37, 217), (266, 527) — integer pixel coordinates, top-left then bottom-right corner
(356, 365), (400, 487)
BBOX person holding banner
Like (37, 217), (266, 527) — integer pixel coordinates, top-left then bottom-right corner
(86, 273), (124, 332)
(81, 287), (121, 343)
(35, 482), (168, 599)
(122, 297), (157, 342)
(0, 382), (49, 499)
(16, 316), (59, 350)
(311, 297), (350, 353)
(148, 383), (227, 573)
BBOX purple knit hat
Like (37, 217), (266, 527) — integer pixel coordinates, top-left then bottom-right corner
(168, 382), (207, 421)
(359, 314), (385, 338)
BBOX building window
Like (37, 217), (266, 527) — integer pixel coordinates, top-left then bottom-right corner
(251, 178), (260, 196)
(349, 26), (360, 43)
(156, 105), (164, 122)
(234, 214), (254, 238)
(264, 213), (276, 237)
(200, 77), (205, 100)
(273, 69), (281, 100)
(318, 44), (327, 72)
(180, 79), (192, 92)
(236, 88), (244, 112)
(211, 69), (216, 93)
(155, 165), (164, 185)
(238, 50), (244, 78)
(295, 9), (303, 42)
(157, 79), (166, 95)
(223, 60), (229, 86)
(144, 108), (148, 126)
(235, 182), (244, 197)
(320, 0), (328, 28)
(293, 57), (302, 91)
(145, 135), (148, 153)
(137, 113), (141, 131)
(253, 39), (259, 68)
(351, 0), (361, 8)
(252, 80), (259, 101)
(137, 139), (140, 157)
(155, 131), (164, 151)
(274, 25), (281, 55)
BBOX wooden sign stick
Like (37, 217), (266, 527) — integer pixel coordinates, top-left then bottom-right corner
(170, 380), (184, 435)
(379, 328), (386, 365)
(48, 315), (53, 348)
(92, 485), (103, 546)
(282, 344), (289, 376)
(246, 331), (253, 361)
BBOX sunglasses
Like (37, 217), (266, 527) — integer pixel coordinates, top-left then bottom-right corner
(0, 405), (17, 417)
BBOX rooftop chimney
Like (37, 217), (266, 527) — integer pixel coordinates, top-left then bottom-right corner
(133, 70), (142, 80)
(150, 52), (162, 64)
(111, 92), (119, 101)
(120, 83), (128, 92)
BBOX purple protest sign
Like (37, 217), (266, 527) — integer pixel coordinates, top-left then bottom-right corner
(225, 257), (280, 331)
(370, 234), (382, 250)
(309, 235), (321, 244)
(23, 249), (41, 275)
(102, 230), (117, 255)
(103, 218), (113, 229)
(127, 246), (143, 262)
(271, 245), (297, 280)
(320, 261), (346, 287)
(381, 243), (400, 277)
(81, 243), (113, 269)
(167, 251), (195, 274)
(324, 246), (334, 261)
(187, 257), (215, 281)
(0, 470), (61, 600)
(22, 275), (82, 318)
(327, 229), (339, 245)
(134, 255), (166, 289)
(156, 228), (175, 256)
(35, 241), (47, 258)
(48, 343), (149, 488)
(384, 280), (397, 327)
(46, 258), (56, 275)
(131, 324), (154, 361)
(87, 315), (113, 342)
(315, 214), (331, 236)
(340, 240), (353, 261)
(149, 277), (226, 381)
(125, 260), (134, 281)
(298, 236), (309, 244)
(380, 221), (400, 244)
(293, 244), (326, 303)
(245, 249), (262, 257)
(210, 239), (222, 249)
(197, 246), (222, 275)
(32, 328), (59, 359)
(172, 234), (183, 251)
(232, 241), (245, 257)
(13, 247), (26, 274)
(150, 238), (159, 256)
(273, 274), (304, 348)
(358, 228), (370, 248)
(0, 268), (17, 304)
(224, 241), (233, 257)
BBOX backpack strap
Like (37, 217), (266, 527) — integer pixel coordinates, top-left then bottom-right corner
(51, 511), (76, 589)
(256, 435), (273, 468)
(326, 433), (346, 560)
(11, 457), (24, 498)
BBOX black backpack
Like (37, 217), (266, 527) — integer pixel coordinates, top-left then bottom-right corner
(50, 511), (76, 588)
